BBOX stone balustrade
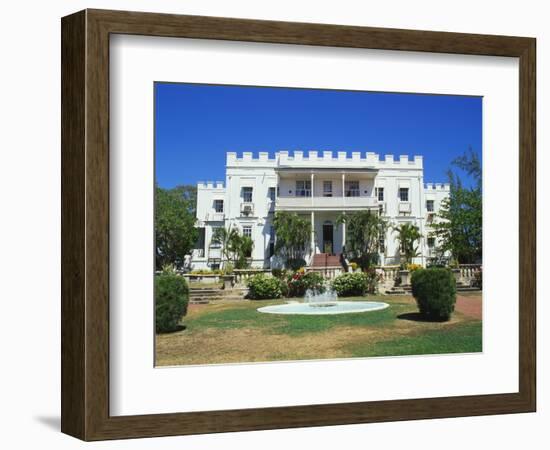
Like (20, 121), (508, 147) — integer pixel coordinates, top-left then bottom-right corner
(305, 266), (344, 280)
(233, 269), (272, 285)
(458, 264), (482, 285)
(375, 265), (400, 288)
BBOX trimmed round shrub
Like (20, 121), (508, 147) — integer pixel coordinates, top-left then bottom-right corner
(155, 273), (189, 333)
(332, 272), (369, 296)
(411, 268), (456, 321)
(287, 271), (325, 297)
(247, 274), (285, 300)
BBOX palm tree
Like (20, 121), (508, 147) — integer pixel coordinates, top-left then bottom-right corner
(211, 226), (255, 269)
(336, 210), (387, 270)
(273, 211), (312, 270)
(392, 223), (422, 265)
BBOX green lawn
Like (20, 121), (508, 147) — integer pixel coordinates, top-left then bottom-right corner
(156, 294), (482, 366)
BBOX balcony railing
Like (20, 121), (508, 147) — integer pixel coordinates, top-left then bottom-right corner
(398, 202), (411, 213)
(276, 196), (377, 210)
(205, 212), (225, 221)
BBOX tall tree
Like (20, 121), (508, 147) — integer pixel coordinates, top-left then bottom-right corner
(430, 148), (482, 264)
(155, 186), (198, 269)
(273, 211), (312, 270)
(337, 210), (387, 270)
(171, 184), (197, 215)
(392, 222), (422, 265)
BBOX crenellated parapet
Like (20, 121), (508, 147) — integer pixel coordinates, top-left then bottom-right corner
(197, 181), (225, 189)
(226, 150), (423, 169)
(424, 182), (450, 192)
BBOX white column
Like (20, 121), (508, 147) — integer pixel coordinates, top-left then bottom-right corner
(311, 211), (315, 255)
(311, 172), (315, 207)
(341, 173), (346, 207)
(342, 212), (346, 252)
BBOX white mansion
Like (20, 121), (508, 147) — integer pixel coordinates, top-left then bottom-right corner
(190, 151), (449, 270)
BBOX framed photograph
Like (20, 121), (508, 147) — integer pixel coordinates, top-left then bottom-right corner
(61, 9), (536, 441)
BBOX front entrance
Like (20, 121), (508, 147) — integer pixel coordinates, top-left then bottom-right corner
(322, 222), (334, 254)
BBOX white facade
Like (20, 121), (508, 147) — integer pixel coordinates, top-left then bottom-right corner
(191, 151), (449, 270)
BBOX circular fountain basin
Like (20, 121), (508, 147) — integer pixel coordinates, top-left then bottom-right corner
(257, 301), (389, 316)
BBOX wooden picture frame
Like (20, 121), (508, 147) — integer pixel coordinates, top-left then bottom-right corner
(61, 9), (536, 441)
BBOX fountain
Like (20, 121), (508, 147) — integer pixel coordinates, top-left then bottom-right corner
(257, 287), (389, 315)
(304, 287), (338, 307)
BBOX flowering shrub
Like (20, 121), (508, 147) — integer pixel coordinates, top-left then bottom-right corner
(287, 271), (325, 297)
(349, 262), (358, 272)
(406, 263), (423, 272)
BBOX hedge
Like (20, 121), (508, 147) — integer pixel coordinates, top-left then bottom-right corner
(411, 268), (456, 321)
(247, 274), (285, 300)
(331, 272), (369, 296)
(155, 273), (189, 333)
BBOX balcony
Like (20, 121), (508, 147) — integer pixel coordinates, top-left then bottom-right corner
(398, 202), (411, 213)
(275, 195), (377, 211)
(205, 212), (225, 222)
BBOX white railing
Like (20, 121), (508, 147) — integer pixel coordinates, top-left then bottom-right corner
(206, 212), (225, 221)
(398, 202), (411, 213)
(233, 269), (272, 285)
(207, 248), (222, 259)
(276, 196), (377, 210)
(375, 265), (400, 288)
(305, 266), (344, 280)
(459, 264), (482, 285)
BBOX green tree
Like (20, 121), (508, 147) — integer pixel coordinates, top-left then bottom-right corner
(155, 186), (198, 269)
(171, 184), (197, 214)
(393, 223), (422, 265)
(430, 149), (482, 264)
(273, 211), (312, 270)
(337, 210), (387, 270)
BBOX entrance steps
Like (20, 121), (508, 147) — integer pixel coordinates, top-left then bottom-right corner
(311, 253), (342, 268)
(189, 287), (247, 304)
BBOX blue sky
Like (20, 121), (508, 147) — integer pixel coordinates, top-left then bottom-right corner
(155, 83), (482, 188)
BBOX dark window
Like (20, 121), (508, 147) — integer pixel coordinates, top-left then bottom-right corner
(427, 237), (435, 248)
(214, 199), (224, 213)
(323, 181), (333, 197)
(196, 227), (205, 254)
(268, 187), (276, 202)
(399, 188), (409, 202)
(295, 180), (311, 197)
(242, 187), (253, 203)
(426, 200), (434, 212)
(376, 187), (384, 201)
(345, 181), (360, 197)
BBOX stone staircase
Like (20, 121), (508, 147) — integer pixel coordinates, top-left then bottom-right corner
(311, 253), (342, 268)
(189, 287), (248, 304)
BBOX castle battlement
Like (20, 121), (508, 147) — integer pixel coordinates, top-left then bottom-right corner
(424, 182), (450, 192)
(197, 181), (225, 189)
(226, 151), (423, 169)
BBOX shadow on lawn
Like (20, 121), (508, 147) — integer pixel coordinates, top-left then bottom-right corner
(397, 312), (449, 323)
